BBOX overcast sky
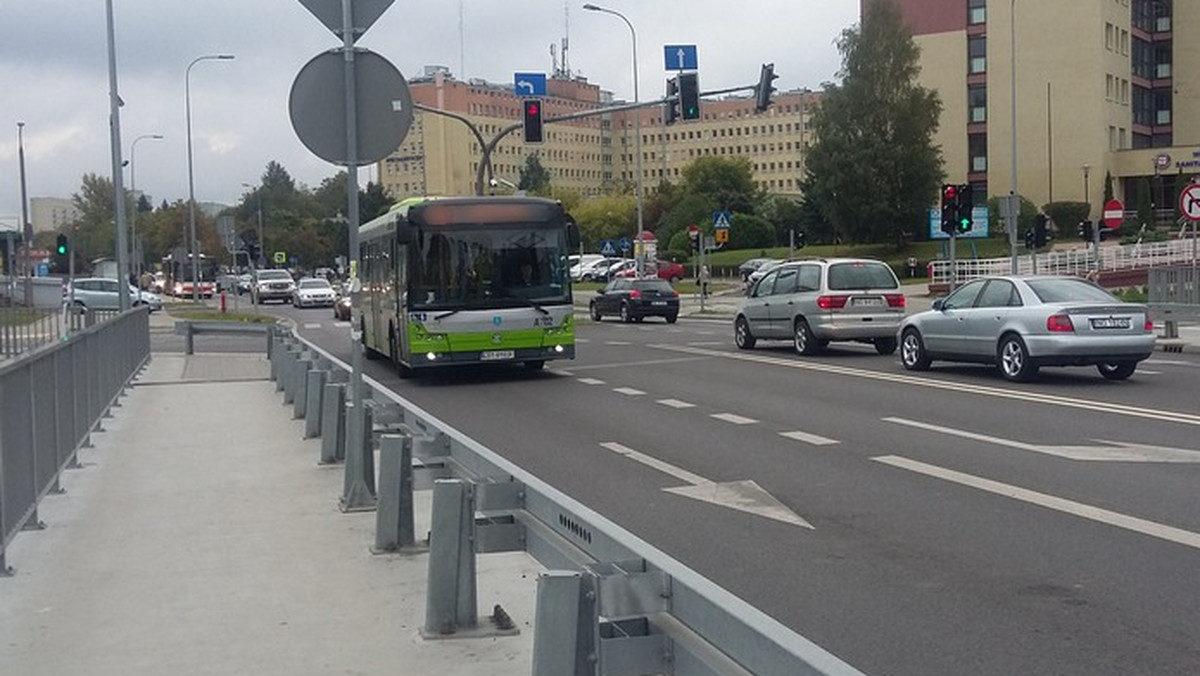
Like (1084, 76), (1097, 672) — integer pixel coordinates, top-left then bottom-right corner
(0, 1), (859, 225)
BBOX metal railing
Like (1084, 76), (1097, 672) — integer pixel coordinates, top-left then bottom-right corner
(0, 306), (121, 361)
(0, 307), (150, 574)
(929, 237), (1199, 286)
(269, 329), (864, 676)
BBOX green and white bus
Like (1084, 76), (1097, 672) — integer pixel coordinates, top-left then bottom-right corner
(356, 196), (580, 374)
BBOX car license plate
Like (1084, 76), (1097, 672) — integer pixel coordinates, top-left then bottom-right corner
(480, 350), (515, 361)
(1090, 317), (1130, 330)
(853, 297), (884, 307)
(651, 301), (667, 306)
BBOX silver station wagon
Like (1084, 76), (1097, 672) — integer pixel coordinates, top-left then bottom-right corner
(734, 258), (906, 355)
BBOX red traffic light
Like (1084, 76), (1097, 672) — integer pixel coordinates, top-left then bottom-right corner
(525, 102), (539, 116)
(943, 185), (957, 200)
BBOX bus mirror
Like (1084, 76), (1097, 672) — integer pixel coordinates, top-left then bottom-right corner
(395, 221), (414, 245)
(565, 217), (581, 248)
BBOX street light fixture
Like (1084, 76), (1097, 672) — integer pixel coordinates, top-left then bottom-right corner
(129, 133), (163, 282)
(583, 3), (644, 275)
(186, 53), (234, 301)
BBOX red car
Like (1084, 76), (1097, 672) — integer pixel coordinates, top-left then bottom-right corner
(614, 259), (686, 283)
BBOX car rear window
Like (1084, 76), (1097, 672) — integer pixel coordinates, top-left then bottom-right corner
(1026, 278), (1118, 303)
(632, 279), (673, 292)
(827, 262), (898, 290)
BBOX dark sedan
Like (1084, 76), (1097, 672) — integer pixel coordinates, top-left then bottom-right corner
(589, 277), (680, 323)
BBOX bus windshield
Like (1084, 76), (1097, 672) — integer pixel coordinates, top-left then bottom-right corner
(409, 222), (571, 310)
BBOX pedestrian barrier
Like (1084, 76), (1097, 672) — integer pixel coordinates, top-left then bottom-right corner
(1148, 265), (1200, 352)
(173, 320), (273, 355)
(269, 328), (864, 676)
(0, 308), (150, 574)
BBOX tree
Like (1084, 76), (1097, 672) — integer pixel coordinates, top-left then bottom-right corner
(518, 154), (551, 194)
(680, 157), (759, 214)
(801, 0), (943, 248)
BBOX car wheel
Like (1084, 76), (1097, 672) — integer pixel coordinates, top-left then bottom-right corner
(900, 328), (931, 371)
(997, 334), (1038, 382)
(734, 316), (757, 349)
(1097, 361), (1137, 380)
(619, 303), (633, 323)
(590, 302), (603, 322)
(665, 314), (678, 324)
(793, 318), (825, 356)
(874, 336), (898, 355)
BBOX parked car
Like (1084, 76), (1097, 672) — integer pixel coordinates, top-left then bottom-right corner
(597, 259), (636, 282)
(66, 277), (163, 312)
(745, 259), (787, 289)
(578, 257), (625, 282)
(292, 277), (337, 308)
(150, 271), (167, 294)
(898, 275), (1156, 382)
(569, 254), (607, 281)
(252, 269), (296, 304)
(734, 258), (905, 355)
(613, 259), (686, 283)
(738, 257), (779, 281)
(589, 277), (680, 323)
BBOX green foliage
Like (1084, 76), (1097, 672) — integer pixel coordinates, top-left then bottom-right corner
(729, 213), (775, 249)
(680, 157), (759, 214)
(518, 154), (552, 194)
(1136, 177), (1153, 226)
(802, 0), (943, 248)
(569, 194), (637, 251)
(985, 194), (1038, 235)
(1042, 201), (1090, 238)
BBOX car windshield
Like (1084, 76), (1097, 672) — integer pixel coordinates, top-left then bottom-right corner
(258, 271), (291, 281)
(827, 262), (898, 290)
(1026, 277), (1119, 303)
(299, 279), (331, 290)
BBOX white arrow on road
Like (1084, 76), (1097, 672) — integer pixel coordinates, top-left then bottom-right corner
(599, 442), (813, 528)
(884, 417), (1200, 463)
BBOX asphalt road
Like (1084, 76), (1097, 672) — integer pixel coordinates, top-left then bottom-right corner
(233, 304), (1200, 675)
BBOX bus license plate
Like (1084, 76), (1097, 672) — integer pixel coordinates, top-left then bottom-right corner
(481, 350), (515, 361)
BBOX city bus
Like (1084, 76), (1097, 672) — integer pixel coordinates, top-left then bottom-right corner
(356, 195), (580, 374)
(161, 251), (218, 298)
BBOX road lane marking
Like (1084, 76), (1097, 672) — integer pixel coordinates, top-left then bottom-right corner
(599, 442), (812, 528)
(577, 378), (606, 385)
(780, 431), (840, 446)
(873, 455), (1200, 551)
(566, 357), (706, 372)
(657, 398), (696, 409)
(651, 343), (1200, 428)
(711, 413), (758, 425)
(304, 323), (322, 330)
(883, 416), (1200, 463)
(614, 387), (646, 396)
(605, 341), (633, 346)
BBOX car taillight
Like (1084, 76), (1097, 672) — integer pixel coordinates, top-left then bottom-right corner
(1046, 314), (1075, 332)
(629, 289), (642, 299)
(1144, 313), (1154, 332)
(817, 295), (848, 309)
(884, 294), (906, 308)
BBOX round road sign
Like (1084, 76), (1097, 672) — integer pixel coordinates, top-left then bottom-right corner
(1102, 199), (1124, 228)
(1181, 184), (1200, 222)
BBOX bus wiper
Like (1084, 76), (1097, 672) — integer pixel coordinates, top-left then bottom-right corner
(433, 309), (460, 321)
(506, 295), (551, 315)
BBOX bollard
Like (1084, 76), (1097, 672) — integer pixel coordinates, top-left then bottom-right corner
(532, 571), (586, 676)
(422, 479), (478, 637)
(319, 382), (346, 465)
(292, 357), (313, 419)
(183, 322), (195, 355)
(372, 433), (422, 554)
(304, 369), (327, 439)
(339, 399), (376, 512)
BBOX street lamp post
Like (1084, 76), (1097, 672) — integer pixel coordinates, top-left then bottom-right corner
(242, 182), (264, 268)
(186, 53), (234, 301)
(583, 3), (644, 276)
(129, 133), (163, 283)
(1009, 0), (1019, 274)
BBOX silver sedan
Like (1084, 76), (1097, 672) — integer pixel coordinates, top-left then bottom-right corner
(898, 275), (1156, 382)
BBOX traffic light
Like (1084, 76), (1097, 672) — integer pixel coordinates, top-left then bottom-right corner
(795, 230), (807, 249)
(1024, 228), (1036, 250)
(954, 183), (973, 233)
(664, 76), (679, 125)
(940, 184), (959, 235)
(687, 225), (699, 251)
(522, 98), (544, 143)
(755, 63), (777, 113)
(1033, 214), (1049, 248)
(1078, 220), (1094, 241)
(678, 72), (700, 121)
(56, 233), (69, 257)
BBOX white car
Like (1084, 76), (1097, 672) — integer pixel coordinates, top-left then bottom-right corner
(66, 278), (163, 312)
(569, 254), (607, 281)
(291, 278), (337, 308)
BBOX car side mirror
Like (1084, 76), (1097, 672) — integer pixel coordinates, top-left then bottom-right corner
(931, 298), (945, 311)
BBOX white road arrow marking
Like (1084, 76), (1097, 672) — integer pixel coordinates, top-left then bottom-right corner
(599, 442), (813, 528)
(884, 417), (1200, 463)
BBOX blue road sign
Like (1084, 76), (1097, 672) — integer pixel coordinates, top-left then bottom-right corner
(600, 239), (617, 256)
(618, 236), (632, 253)
(36, 263), (49, 277)
(663, 45), (698, 71)
(712, 210), (732, 229)
(928, 206), (990, 239)
(514, 72), (547, 97)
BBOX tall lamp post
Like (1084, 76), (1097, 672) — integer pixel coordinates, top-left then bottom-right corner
(241, 182), (264, 268)
(583, 3), (644, 275)
(129, 133), (163, 283)
(186, 53), (234, 301)
(1009, 0), (1019, 273)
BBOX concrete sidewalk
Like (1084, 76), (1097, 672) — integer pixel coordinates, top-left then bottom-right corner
(0, 351), (540, 675)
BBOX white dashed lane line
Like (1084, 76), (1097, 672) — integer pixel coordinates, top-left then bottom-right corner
(711, 412), (758, 425)
(614, 387), (647, 396)
(577, 378), (606, 385)
(779, 430), (840, 446)
(656, 399), (696, 409)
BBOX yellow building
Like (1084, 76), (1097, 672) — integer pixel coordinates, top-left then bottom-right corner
(376, 68), (816, 201)
(887, 0), (1198, 220)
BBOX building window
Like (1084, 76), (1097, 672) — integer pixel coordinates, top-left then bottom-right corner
(969, 36), (987, 74)
(968, 0), (985, 24)
(969, 133), (987, 172)
(1105, 23), (1114, 51)
(969, 85), (987, 123)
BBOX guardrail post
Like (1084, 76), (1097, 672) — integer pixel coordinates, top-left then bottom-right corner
(339, 399), (376, 512)
(292, 355), (314, 419)
(532, 571), (591, 676)
(303, 369), (327, 439)
(422, 479), (478, 637)
(319, 382), (346, 465)
(183, 322), (195, 355)
(372, 433), (422, 554)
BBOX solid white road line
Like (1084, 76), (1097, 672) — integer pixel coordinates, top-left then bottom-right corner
(873, 455), (1200, 551)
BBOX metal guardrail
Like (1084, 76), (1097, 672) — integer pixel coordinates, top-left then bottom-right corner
(929, 237), (1199, 286)
(272, 329), (864, 676)
(0, 308), (150, 574)
(0, 306), (120, 360)
(173, 320), (274, 355)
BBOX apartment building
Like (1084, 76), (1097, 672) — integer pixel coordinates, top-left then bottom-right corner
(884, 0), (1198, 219)
(376, 67), (815, 201)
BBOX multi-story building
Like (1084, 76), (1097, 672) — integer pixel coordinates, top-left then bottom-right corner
(30, 197), (81, 234)
(885, 0), (1198, 220)
(377, 67), (816, 202)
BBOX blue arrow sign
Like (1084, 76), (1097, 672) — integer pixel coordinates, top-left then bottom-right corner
(618, 236), (632, 253)
(663, 45), (698, 71)
(514, 72), (547, 97)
